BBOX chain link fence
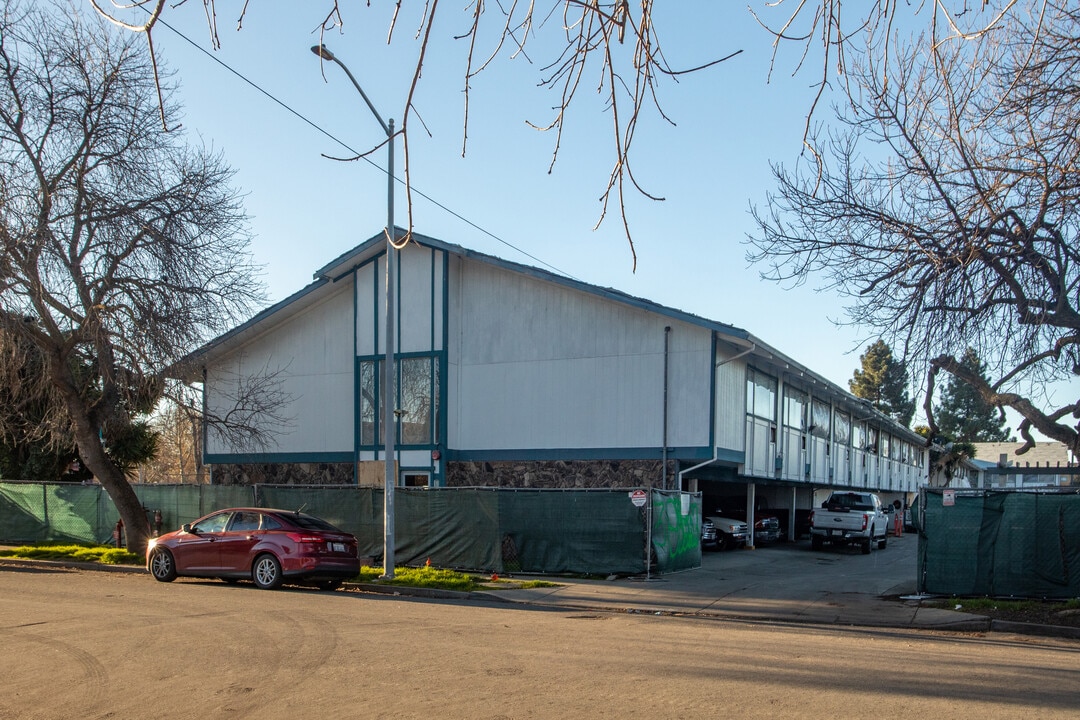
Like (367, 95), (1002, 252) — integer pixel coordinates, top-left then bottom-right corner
(0, 481), (701, 575)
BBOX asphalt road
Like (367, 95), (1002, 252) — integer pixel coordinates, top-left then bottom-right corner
(2, 562), (1078, 719)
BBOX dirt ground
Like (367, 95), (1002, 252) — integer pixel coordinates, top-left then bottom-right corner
(4, 566), (1080, 720)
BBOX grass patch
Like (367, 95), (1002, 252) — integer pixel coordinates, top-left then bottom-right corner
(515, 579), (560, 589)
(351, 566), (563, 592)
(0, 544), (142, 566)
(937, 597), (1080, 612)
(353, 565), (482, 592)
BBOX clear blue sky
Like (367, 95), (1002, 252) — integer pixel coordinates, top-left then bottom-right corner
(114, 1), (1063, 430)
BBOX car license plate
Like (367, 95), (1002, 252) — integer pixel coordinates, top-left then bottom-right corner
(331, 542), (346, 553)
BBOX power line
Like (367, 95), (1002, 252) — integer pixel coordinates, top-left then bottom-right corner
(149, 13), (581, 281)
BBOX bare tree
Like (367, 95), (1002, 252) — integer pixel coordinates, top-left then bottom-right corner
(89, 1), (751, 269)
(748, 2), (1080, 456)
(0, 1), (268, 552)
(141, 404), (194, 484)
(85, 2), (1026, 269)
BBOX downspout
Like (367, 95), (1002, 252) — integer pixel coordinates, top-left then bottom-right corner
(676, 341), (758, 487)
(662, 327), (670, 490)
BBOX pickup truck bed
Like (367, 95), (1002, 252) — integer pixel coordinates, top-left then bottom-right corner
(809, 492), (889, 554)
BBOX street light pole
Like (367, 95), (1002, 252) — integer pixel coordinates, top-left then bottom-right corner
(311, 44), (397, 579)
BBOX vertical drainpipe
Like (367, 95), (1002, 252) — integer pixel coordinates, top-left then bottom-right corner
(662, 326), (671, 490)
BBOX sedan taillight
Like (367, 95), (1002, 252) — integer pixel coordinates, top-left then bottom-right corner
(287, 533), (324, 545)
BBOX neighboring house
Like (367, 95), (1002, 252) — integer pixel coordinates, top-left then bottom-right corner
(971, 442), (1080, 488)
(927, 454), (981, 489)
(188, 229), (929, 541)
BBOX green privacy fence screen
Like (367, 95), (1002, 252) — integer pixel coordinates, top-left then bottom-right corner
(916, 488), (1080, 598)
(0, 482), (701, 576)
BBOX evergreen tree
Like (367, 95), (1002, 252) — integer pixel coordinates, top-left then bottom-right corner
(0, 330), (159, 482)
(934, 348), (1012, 444)
(849, 340), (915, 427)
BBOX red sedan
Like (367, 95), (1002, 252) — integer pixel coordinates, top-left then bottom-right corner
(147, 508), (360, 590)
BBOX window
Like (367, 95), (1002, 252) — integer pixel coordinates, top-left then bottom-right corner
(192, 512), (230, 534)
(228, 512), (261, 532)
(400, 357), (434, 445)
(854, 421), (867, 451)
(784, 386), (808, 430)
(359, 355), (441, 448)
(810, 399), (831, 439)
(359, 360), (376, 446)
(403, 473), (430, 487)
(833, 411), (851, 446)
(746, 367), (778, 422)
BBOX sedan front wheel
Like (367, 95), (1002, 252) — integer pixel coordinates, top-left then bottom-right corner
(149, 548), (177, 582)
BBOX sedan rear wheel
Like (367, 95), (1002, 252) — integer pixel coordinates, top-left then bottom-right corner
(252, 553), (283, 590)
(149, 548), (177, 582)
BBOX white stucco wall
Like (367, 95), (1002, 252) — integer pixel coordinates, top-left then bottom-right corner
(446, 258), (712, 452)
(205, 282), (354, 456)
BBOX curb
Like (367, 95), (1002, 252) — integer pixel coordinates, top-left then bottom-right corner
(5, 556), (1079, 640)
(0, 556), (145, 574)
(989, 618), (1080, 640)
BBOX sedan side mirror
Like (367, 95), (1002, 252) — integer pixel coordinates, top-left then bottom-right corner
(182, 523), (194, 533)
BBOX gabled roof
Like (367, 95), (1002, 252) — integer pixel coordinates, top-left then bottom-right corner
(186, 228), (921, 443)
(316, 228), (753, 341)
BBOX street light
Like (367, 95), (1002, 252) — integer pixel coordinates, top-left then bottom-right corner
(311, 44), (398, 579)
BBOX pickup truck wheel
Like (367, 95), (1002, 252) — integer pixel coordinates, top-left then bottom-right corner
(811, 535), (823, 551)
(861, 535), (872, 554)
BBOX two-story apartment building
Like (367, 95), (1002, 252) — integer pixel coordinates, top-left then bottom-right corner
(191, 230), (928, 541)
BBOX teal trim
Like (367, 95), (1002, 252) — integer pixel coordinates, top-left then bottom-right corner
(375, 252), (385, 458)
(201, 367), (208, 465)
(352, 267), (359, 484)
(714, 447), (745, 464)
(429, 245), (437, 351)
(447, 446), (714, 462)
(437, 250), (449, 487)
(206, 452), (354, 464)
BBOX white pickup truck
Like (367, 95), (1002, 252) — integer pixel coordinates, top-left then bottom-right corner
(809, 491), (889, 554)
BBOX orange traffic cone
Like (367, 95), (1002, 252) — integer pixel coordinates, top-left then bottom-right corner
(425, 557), (431, 567)
(491, 573), (499, 581)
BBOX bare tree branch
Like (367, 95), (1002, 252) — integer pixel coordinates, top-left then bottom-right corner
(750, 1), (1080, 457)
(89, 1), (743, 269)
(0, 1), (268, 551)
